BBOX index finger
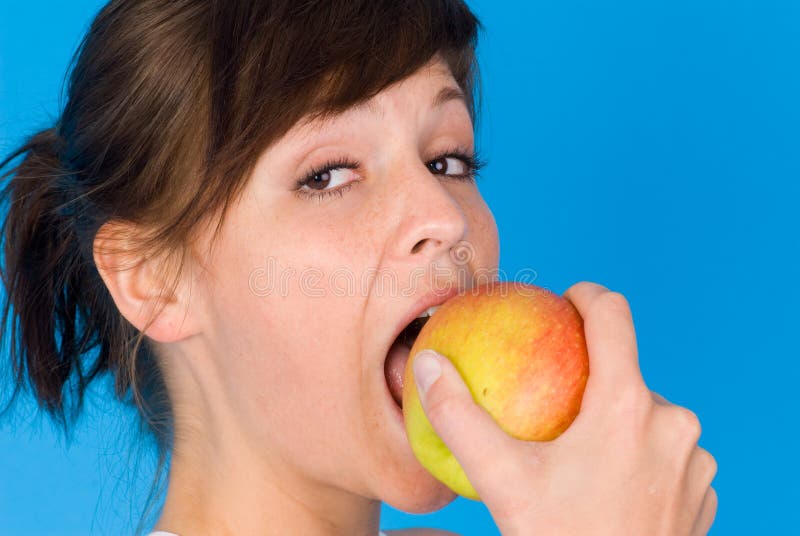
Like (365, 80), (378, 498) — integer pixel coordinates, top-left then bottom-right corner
(563, 282), (648, 413)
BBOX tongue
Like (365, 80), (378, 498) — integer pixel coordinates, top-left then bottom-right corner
(384, 339), (411, 408)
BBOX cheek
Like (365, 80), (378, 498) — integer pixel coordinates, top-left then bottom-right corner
(205, 227), (362, 385)
(225, 267), (364, 371)
(210, 267), (366, 443)
(464, 190), (500, 272)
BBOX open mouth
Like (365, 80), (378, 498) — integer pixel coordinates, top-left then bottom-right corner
(384, 314), (433, 409)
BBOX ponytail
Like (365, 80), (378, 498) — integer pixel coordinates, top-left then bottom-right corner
(0, 127), (128, 431)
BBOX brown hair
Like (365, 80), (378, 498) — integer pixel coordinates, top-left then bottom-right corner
(0, 0), (482, 532)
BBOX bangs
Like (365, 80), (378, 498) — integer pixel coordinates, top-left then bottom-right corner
(299, 3), (482, 124)
(205, 0), (482, 192)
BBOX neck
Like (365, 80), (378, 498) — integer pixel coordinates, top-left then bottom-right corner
(153, 430), (382, 536)
(151, 345), (383, 536)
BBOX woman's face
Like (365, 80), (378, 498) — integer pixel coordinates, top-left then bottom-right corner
(192, 56), (499, 512)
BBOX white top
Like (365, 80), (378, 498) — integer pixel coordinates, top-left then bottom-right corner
(148, 531), (388, 535)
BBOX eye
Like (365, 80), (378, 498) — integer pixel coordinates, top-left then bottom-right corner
(427, 148), (486, 181)
(428, 155), (470, 176)
(303, 167), (355, 191)
(293, 157), (362, 202)
(292, 147), (486, 203)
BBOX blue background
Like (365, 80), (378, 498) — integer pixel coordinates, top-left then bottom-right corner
(1, 1), (798, 534)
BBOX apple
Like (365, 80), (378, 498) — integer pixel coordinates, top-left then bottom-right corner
(402, 280), (589, 500)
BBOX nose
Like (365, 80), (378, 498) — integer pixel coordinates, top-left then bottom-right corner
(387, 159), (469, 265)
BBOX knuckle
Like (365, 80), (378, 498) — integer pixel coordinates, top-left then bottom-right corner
(708, 486), (718, 511)
(698, 448), (718, 484)
(671, 406), (702, 443)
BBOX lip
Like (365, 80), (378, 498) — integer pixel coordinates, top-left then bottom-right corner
(382, 285), (464, 429)
(389, 379), (405, 424)
(387, 285), (462, 357)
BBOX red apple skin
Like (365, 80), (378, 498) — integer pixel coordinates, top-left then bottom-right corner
(402, 280), (589, 500)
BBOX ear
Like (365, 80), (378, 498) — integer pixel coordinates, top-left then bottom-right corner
(92, 220), (202, 343)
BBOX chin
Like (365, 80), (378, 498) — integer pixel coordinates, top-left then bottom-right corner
(378, 471), (459, 514)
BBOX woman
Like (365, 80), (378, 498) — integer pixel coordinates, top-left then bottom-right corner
(0, 1), (716, 534)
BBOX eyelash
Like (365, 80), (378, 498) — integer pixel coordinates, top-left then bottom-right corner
(293, 145), (487, 203)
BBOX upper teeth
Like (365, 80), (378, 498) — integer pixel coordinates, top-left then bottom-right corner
(416, 305), (440, 319)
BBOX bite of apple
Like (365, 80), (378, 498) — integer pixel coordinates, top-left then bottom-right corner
(401, 280), (590, 500)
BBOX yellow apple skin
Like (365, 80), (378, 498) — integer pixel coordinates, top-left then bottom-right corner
(402, 281), (589, 501)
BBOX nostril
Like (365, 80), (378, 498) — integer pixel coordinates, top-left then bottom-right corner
(410, 238), (426, 254)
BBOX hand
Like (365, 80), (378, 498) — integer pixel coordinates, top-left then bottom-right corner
(412, 281), (717, 535)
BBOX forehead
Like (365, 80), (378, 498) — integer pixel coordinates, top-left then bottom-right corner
(254, 58), (472, 169)
(295, 58), (463, 130)
(345, 60), (460, 117)
(247, 59), (475, 195)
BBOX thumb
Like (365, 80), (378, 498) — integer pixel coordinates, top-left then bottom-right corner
(411, 349), (523, 500)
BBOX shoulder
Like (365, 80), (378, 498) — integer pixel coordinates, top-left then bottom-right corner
(384, 529), (461, 536)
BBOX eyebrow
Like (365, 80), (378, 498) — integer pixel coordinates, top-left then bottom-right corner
(350, 85), (467, 118)
(290, 85), (469, 157)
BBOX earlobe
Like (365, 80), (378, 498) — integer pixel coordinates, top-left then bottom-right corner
(92, 220), (201, 343)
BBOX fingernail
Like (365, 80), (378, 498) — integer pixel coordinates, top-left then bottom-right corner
(413, 350), (442, 396)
